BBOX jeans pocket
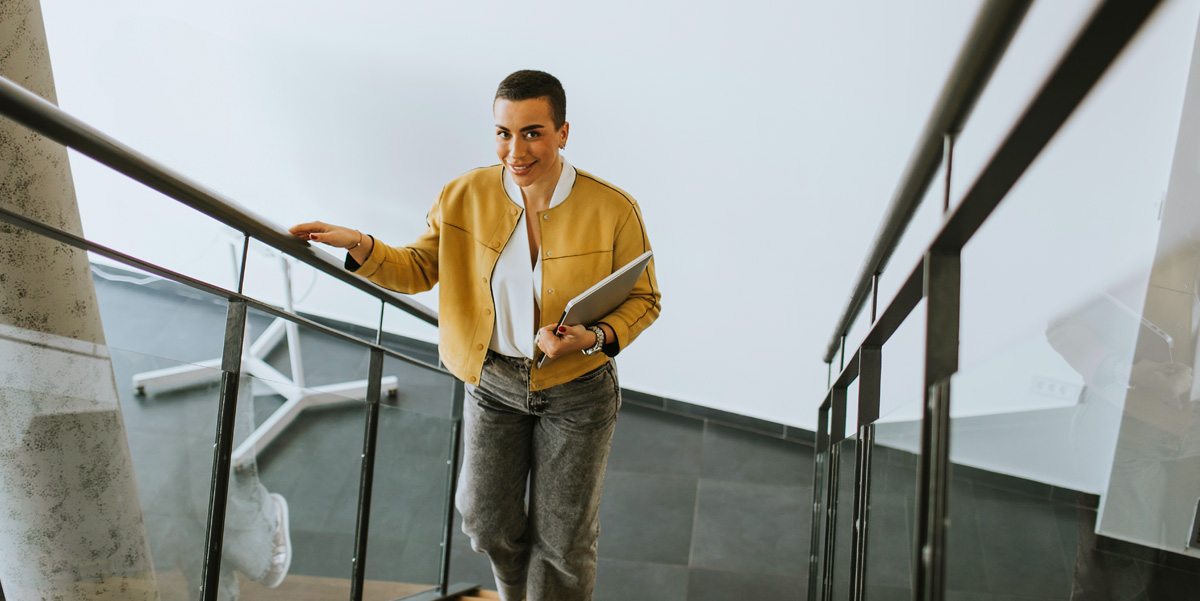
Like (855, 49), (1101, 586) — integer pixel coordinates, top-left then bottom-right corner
(573, 361), (612, 385)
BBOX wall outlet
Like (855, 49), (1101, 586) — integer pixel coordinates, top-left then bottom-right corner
(1029, 376), (1082, 402)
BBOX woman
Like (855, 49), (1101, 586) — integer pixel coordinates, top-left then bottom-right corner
(290, 70), (661, 601)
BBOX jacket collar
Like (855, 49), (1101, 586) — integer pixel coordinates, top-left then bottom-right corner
(502, 156), (577, 211)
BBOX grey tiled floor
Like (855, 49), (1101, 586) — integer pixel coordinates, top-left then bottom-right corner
(93, 274), (815, 601)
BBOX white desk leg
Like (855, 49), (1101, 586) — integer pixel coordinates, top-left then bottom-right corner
(232, 376), (399, 468)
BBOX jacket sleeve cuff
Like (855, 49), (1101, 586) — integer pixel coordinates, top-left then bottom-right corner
(345, 235), (384, 276)
(598, 321), (622, 357)
(344, 252), (362, 272)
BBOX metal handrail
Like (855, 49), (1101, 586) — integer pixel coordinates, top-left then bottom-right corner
(0, 204), (447, 375)
(809, 0), (1168, 600)
(0, 74), (438, 327)
(822, 0), (1033, 363)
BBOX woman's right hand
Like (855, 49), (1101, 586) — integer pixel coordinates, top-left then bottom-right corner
(289, 221), (364, 249)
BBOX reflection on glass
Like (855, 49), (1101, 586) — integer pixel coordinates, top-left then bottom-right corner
(223, 371), (366, 600)
(1093, 200), (1200, 553)
(215, 308), (376, 600)
(1038, 26), (1200, 556)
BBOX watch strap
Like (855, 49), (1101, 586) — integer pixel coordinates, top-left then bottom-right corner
(583, 325), (605, 356)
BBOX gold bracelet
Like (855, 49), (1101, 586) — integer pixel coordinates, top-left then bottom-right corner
(350, 230), (364, 250)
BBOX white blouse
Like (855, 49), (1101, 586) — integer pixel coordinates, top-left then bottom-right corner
(488, 157), (577, 359)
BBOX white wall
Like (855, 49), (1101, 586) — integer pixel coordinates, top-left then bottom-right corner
(36, 0), (1199, 429)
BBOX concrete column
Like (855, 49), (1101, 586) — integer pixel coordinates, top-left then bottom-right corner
(0, 1), (157, 599)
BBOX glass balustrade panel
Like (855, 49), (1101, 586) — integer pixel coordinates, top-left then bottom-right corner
(360, 356), (459, 599)
(943, 5), (1200, 597)
(0, 320), (229, 601)
(215, 307), (375, 599)
(865, 398), (922, 601)
(829, 435), (858, 601)
(93, 260), (235, 601)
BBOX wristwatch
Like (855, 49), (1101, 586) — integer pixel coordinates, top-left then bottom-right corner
(582, 325), (605, 356)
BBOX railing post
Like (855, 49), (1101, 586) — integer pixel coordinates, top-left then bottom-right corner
(849, 346), (881, 601)
(822, 386), (847, 601)
(808, 403), (830, 601)
(200, 300), (248, 601)
(350, 348), (385, 601)
(913, 251), (960, 601)
(438, 380), (467, 595)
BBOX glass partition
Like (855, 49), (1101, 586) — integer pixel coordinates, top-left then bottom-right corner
(361, 358), (459, 599)
(111, 347), (226, 601)
(84, 258), (460, 599)
(91, 263), (233, 600)
(225, 368), (365, 600)
(941, 363), (1077, 600)
(866, 399), (922, 601)
(0, 324), (217, 600)
(939, 5), (1200, 595)
(829, 435), (858, 601)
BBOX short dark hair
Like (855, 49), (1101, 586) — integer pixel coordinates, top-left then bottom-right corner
(495, 70), (567, 130)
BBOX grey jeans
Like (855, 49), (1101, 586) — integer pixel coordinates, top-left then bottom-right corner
(458, 351), (621, 601)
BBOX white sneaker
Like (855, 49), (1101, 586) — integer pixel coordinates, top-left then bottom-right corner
(259, 493), (292, 588)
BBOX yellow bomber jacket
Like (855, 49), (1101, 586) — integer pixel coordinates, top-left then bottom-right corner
(352, 164), (662, 391)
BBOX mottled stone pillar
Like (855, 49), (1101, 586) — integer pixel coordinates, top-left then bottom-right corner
(0, 0), (157, 599)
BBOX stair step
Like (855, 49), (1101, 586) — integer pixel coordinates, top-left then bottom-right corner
(148, 569), (496, 601)
(461, 591), (501, 600)
(238, 573), (433, 600)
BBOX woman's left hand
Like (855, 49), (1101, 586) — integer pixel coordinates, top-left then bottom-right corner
(537, 324), (594, 358)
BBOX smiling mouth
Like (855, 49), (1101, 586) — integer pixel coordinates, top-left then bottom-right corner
(508, 161), (536, 175)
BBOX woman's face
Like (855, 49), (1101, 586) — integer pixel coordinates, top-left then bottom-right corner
(494, 97), (569, 188)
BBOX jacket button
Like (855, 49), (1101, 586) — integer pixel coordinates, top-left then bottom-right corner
(469, 376), (477, 383)
(476, 344), (484, 351)
(511, 208), (518, 215)
(548, 289), (554, 294)
(543, 214), (549, 220)
(486, 308), (492, 315)
(482, 276), (488, 283)
(545, 251), (551, 257)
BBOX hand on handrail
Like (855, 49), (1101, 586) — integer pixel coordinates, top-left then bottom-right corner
(289, 221), (374, 264)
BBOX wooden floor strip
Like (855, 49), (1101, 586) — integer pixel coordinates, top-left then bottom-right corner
(237, 573), (434, 600)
